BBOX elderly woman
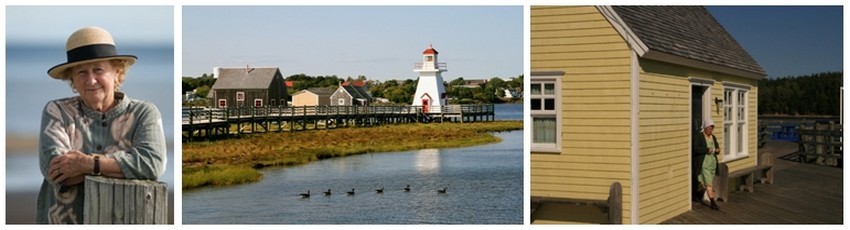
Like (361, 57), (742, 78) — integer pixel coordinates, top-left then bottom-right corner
(693, 120), (720, 210)
(37, 26), (166, 224)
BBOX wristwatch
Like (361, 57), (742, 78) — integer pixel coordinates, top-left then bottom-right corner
(92, 156), (102, 176)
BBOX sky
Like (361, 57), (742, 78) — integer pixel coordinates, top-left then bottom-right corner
(182, 6), (524, 82)
(5, 6), (175, 137)
(5, 6), (174, 46)
(706, 6), (843, 79)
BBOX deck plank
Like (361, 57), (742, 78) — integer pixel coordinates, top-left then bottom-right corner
(663, 162), (842, 224)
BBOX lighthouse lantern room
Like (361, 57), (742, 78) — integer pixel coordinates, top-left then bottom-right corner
(412, 44), (447, 113)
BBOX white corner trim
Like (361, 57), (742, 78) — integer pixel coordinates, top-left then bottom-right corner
(629, 46), (640, 224)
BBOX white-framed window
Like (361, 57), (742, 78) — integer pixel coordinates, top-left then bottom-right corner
(723, 83), (749, 161)
(338, 98), (345, 105)
(236, 92), (245, 102)
(531, 71), (562, 153)
(218, 99), (227, 108)
(270, 99), (276, 107)
(254, 99), (263, 107)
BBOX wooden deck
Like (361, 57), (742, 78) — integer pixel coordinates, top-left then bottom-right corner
(663, 156), (843, 224)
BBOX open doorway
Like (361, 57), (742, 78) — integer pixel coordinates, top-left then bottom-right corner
(691, 85), (708, 203)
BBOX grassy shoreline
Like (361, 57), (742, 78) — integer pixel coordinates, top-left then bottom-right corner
(182, 121), (523, 190)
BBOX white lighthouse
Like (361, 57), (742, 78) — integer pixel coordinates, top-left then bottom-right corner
(412, 44), (447, 113)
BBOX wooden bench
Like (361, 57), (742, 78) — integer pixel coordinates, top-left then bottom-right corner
(531, 182), (622, 224)
(716, 152), (774, 202)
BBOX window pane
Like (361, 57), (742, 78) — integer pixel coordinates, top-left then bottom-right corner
(724, 124), (731, 157)
(738, 107), (745, 121)
(531, 84), (541, 95)
(544, 83), (555, 95)
(725, 107), (732, 122)
(531, 99), (541, 110)
(738, 92), (746, 106)
(533, 117), (556, 144)
(737, 124), (744, 154)
(544, 99), (555, 110)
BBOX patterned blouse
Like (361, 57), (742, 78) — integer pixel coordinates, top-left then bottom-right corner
(37, 93), (166, 224)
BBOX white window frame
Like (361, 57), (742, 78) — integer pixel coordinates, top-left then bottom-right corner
(254, 99), (263, 107)
(530, 71), (562, 153)
(236, 91), (245, 102)
(270, 99), (276, 107)
(722, 82), (750, 162)
(338, 98), (346, 105)
(218, 99), (227, 108)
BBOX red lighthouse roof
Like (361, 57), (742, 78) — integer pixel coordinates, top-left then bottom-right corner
(423, 44), (438, 55)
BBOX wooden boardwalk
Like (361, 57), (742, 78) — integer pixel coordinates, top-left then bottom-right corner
(182, 104), (495, 141)
(663, 157), (843, 224)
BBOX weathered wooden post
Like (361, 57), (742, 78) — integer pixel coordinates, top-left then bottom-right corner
(607, 181), (622, 224)
(84, 176), (168, 224)
(715, 163), (729, 202)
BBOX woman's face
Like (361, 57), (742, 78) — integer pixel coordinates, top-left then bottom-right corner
(71, 60), (117, 110)
(704, 125), (714, 135)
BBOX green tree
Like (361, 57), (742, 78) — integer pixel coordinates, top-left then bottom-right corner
(194, 85), (211, 98)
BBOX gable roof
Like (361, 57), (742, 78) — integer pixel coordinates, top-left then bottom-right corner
(293, 87), (336, 97)
(338, 85), (371, 100)
(603, 6), (766, 79)
(211, 67), (281, 89)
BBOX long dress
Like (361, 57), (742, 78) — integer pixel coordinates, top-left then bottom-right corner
(698, 135), (718, 186)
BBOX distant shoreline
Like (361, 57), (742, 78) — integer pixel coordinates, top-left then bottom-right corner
(5, 134), (175, 155)
(6, 134), (38, 154)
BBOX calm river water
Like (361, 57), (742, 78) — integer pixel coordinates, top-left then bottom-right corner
(183, 130), (523, 224)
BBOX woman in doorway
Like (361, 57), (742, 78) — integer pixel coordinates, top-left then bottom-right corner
(693, 120), (720, 210)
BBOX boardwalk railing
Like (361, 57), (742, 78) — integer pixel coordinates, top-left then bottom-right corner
(182, 104), (495, 140)
(83, 176), (168, 224)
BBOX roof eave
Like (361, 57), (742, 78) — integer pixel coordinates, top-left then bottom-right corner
(598, 6), (649, 56)
(599, 6), (765, 81)
(643, 50), (766, 80)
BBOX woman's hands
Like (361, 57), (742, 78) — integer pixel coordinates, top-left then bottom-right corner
(48, 150), (93, 186)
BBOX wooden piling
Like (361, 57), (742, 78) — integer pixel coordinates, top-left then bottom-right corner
(83, 176), (168, 224)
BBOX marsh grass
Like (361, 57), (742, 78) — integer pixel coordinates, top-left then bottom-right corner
(183, 121), (522, 190)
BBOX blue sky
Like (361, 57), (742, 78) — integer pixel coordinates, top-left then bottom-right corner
(5, 6), (175, 138)
(182, 6), (524, 82)
(5, 6), (174, 46)
(706, 6), (843, 79)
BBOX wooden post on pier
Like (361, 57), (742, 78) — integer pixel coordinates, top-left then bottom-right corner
(83, 176), (168, 224)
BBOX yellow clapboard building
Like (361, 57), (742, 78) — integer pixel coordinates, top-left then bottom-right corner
(530, 6), (766, 224)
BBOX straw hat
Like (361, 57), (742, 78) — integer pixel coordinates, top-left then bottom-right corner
(47, 26), (137, 79)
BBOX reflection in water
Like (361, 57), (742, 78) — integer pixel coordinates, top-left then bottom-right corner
(414, 148), (440, 174)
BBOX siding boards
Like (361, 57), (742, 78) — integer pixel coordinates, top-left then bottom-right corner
(532, 43), (628, 54)
(531, 6), (633, 224)
(638, 73), (691, 223)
